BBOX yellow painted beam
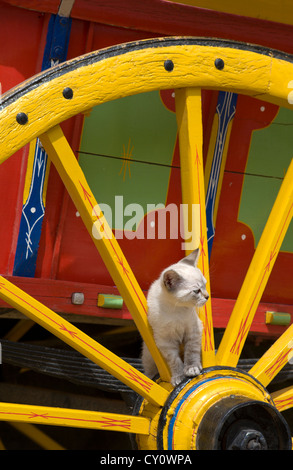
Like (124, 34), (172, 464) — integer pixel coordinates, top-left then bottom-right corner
(40, 125), (171, 383)
(0, 402), (150, 435)
(4, 319), (35, 342)
(216, 158), (293, 367)
(249, 324), (293, 387)
(175, 88), (202, 253)
(9, 423), (66, 450)
(272, 386), (293, 412)
(0, 275), (168, 406)
(175, 87), (215, 367)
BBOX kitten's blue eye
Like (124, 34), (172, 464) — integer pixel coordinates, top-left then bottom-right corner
(193, 289), (201, 295)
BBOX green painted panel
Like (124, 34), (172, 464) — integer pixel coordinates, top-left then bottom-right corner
(238, 107), (293, 251)
(78, 91), (177, 230)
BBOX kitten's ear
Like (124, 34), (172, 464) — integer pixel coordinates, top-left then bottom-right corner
(180, 248), (200, 267)
(163, 269), (182, 291)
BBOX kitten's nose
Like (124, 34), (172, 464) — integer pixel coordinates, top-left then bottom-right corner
(204, 291), (209, 300)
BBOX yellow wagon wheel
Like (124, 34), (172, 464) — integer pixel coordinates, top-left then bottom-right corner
(0, 37), (293, 450)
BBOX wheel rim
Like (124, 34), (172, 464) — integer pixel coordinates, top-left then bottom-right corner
(0, 37), (292, 449)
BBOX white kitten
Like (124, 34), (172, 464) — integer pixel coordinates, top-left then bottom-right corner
(142, 249), (209, 386)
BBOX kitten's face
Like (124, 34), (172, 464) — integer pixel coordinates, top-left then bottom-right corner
(162, 249), (209, 308)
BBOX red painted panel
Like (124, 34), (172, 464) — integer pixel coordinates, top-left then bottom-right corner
(210, 95), (293, 305)
(3, 0), (293, 54)
(43, 88), (215, 291)
(0, 4), (50, 275)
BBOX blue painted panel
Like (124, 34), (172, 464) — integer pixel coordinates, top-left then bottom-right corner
(13, 14), (72, 277)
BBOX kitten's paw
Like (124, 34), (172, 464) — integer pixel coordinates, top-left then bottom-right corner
(184, 365), (202, 377)
(171, 374), (185, 386)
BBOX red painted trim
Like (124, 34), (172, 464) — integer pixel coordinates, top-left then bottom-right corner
(3, 0), (293, 54)
(212, 297), (293, 336)
(1, 276), (132, 320)
(0, 276), (291, 337)
(1, 0), (59, 14)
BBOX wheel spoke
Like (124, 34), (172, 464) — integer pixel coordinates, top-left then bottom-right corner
(271, 386), (293, 412)
(249, 323), (293, 387)
(9, 423), (66, 450)
(216, 158), (293, 367)
(0, 402), (150, 434)
(0, 275), (168, 406)
(39, 125), (171, 383)
(175, 87), (215, 367)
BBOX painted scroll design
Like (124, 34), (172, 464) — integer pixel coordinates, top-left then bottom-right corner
(206, 91), (238, 258)
(13, 14), (72, 276)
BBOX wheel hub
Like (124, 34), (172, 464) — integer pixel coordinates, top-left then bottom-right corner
(135, 368), (292, 450)
(221, 423), (268, 450)
(197, 396), (290, 450)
